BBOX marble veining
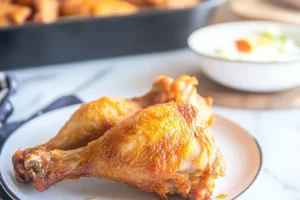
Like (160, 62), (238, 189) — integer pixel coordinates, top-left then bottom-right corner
(5, 49), (300, 200)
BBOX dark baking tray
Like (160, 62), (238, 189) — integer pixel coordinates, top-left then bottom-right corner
(0, 0), (223, 69)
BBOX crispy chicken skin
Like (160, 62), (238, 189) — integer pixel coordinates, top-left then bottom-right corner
(24, 102), (225, 199)
(124, 0), (151, 7)
(34, 0), (58, 23)
(14, 0), (33, 6)
(60, 0), (138, 17)
(0, 0), (201, 27)
(126, 0), (199, 8)
(13, 97), (141, 183)
(148, 0), (199, 8)
(132, 75), (213, 126)
(13, 75), (213, 184)
(93, 0), (138, 17)
(15, 0), (58, 23)
(0, 2), (31, 26)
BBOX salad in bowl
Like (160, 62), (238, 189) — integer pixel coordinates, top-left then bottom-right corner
(188, 21), (300, 92)
(214, 27), (300, 62)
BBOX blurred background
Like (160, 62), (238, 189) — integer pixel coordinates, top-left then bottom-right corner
(0, 0), (300, 200)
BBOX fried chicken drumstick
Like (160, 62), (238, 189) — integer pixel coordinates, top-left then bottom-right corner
(0, 1), (31, 27)
(60, 0), (138, 18)
(126, 0), (199, 9)
(24, 102), (225, 200)
(13, 75), (213, 184)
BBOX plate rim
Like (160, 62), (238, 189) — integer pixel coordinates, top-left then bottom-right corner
(0, 105), (263, 200)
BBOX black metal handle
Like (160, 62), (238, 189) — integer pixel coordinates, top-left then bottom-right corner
(0, 95), (83, 146)
(0, 75), (17, 125)
(28, 95), (83, 120)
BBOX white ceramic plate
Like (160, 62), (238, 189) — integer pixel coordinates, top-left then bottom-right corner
(0, 105), (262, 200)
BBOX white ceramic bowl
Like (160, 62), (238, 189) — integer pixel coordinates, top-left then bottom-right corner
(188, 21), (300, 92)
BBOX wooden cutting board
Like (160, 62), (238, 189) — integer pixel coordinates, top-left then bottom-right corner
(195, 73), (300, 109)
(285, 0), (300, 9)
(230, 0), (300, 25)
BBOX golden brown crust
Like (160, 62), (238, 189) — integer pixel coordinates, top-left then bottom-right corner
(92, 0), (139, 17)
(147, 0), (200, 9)
(13, 97), (141, 183)
(14, 0), (33, 6)
(15, 0), (59, 23)
(131, 76), (174, 108)
(34, 0), (59, 23)
(43, 97), (141, 150)
(132, 75), (214, 125)
(13, 75), (214, 186)
(0, 2), (31, 26)
(0, 0), (202, 27)
(60, 0), (138, 17)
(124, 0), (151, 7)
(125, 0), (200, 8)
(60, 0), (91, 17)
(24, 102), (225, 199)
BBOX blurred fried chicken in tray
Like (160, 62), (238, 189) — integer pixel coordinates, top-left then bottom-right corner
(0, 0), (202, 27)
(14, 0), (58, 23)
(147, 0), (199, 8)
(0, 1), (31, 27)
(61, 0), (138, 17)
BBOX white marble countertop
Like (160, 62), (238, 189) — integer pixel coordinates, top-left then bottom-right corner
(5, 49), (300, 200)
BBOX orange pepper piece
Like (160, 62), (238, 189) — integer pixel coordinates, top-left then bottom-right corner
(235, 39), (252, 52)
